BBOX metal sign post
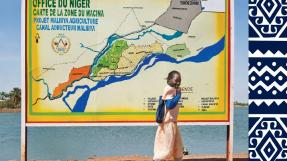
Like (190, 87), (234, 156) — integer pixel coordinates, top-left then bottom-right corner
(21, 0), (27, 160)
(227, 0), (235, 159)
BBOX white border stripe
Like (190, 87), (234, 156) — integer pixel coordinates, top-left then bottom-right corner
(249, 114), (287, 117)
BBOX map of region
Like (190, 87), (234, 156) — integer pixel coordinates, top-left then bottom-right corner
(26, 0), (230, 123)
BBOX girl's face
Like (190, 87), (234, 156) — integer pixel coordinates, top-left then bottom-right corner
(171, 74), (181, 88)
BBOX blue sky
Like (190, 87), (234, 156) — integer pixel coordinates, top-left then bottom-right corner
(0, 0), (248, 102)
(0, 0), (21, 92)
(234, 0), (248, 102)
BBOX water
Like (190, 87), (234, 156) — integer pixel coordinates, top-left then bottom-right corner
(0, 108), (248, 160)
(0, 112), (21, 161)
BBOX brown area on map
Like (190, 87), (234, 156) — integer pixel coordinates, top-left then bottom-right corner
(92, 42), (163, 81)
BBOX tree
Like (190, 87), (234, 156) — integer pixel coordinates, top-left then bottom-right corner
(9, 88), (21, 108)
(0, 91), (7, 100)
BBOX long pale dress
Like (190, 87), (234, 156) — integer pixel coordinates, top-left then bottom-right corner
(153, 85), (184, 161)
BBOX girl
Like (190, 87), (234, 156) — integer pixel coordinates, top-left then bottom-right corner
(153, 70), (184, 161)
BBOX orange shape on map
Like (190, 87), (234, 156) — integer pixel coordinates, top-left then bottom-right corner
(53, 65), (91, 97)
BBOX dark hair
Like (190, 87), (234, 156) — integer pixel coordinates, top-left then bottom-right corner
(166, 70), (181, 88)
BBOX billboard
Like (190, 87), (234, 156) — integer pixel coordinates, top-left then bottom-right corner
(25, 0), (231, 123)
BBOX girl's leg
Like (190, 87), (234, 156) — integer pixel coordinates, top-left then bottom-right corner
(154, 122), (175, 160)
(173, 124), (184, 159)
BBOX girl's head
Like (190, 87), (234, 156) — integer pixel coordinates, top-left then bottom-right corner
(166, 70), (181, 88)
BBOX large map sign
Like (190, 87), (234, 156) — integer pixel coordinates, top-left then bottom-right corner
(25, 0), (231, 123)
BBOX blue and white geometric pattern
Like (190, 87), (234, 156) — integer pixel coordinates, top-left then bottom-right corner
(249, 0), (287, 160)
(249, 115), (287, 160)
(249, 0), (287, 40)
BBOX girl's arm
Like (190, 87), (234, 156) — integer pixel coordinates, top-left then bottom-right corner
(165, 92), (181, 109)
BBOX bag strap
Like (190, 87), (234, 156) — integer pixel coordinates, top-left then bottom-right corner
(163, 100), (168, 121)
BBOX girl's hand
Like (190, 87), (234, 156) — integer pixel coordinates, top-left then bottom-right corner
(176, 87), (181, 94)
